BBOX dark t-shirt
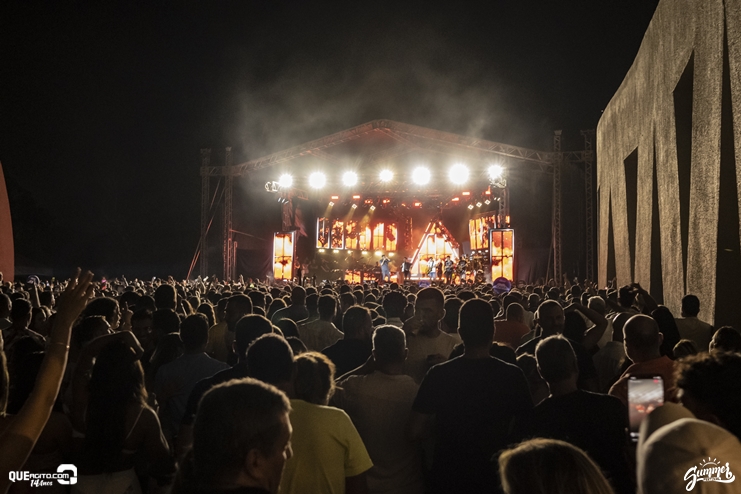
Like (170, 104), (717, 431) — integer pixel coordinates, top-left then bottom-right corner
(515, 390), (632, 494)
(516, 336), (598, 389)
(321, 339), (372, 377)
(412, 356), (533, 494)
(182, 363), (249, 426)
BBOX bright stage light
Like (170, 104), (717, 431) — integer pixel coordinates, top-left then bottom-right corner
(309, 172), (326, 189)
(412, 167), (431, 185)
(369, 205), (376, 211)
(379, 169), (394, 182)
(278, 174), (293, 188)
(488, 164), (504, 180)
(467, 204), (474, 210)
(375, 251), (382, 256)
(484, 199), (491, 205)
(343, 171), (358, 186)
(328, 201), (334, 206)
(449, 164), (469, 184)
(388, 252), (394, 257)
(351, 204), (358, 209)
(333, 250), (339, 253)
(476, 202), (483, 208)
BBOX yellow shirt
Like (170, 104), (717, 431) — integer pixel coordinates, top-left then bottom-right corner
(280, 399), (373, 494)
(205, 321), (229, 363)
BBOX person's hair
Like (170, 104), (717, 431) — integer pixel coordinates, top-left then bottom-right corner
(84, 339), (147, 473)
(372, 325), (406, 364)
(587, 296), (606, 315)
(617, 286), (635, 308)
(247, 291), (266, 310)
(82, 297), (119, 324)
(291, 286), (306, 305)
(535, 335), (578, 383)
(247, 334), (295, 385)
(235, 315), (275, 358)
(72, 315), (110, 350)
(416, 287), (444, 306)
(562, 312), (587, 344)
(340, 292), (356, 311)
(267, 299), (286, 320)
(681, 294), (700, 317)
(149, 333), (184, 379)
(342, 306), (371, 339)
(672, 339), (699, 359)
(506, 303), (525, 321)
(294, 352), (335, 405)
(305, 293), (318, 314)
(154, 284), (177, 310)
(10, 298), (32, 322)
(382, 291), (407, 319)
(458, 299), (495, 348)
(271, 321), (295, 341)
(136, 295), (156, 312)
(710, 326), (741, 353)
(180, 314), (210, 351)
(499, 438), (615, 494)
(676, 351), (741, 439)
(317, 295), (336, 320)
(131, 308), (153, 324)
(197, 303), (216, 327)
(458, 291), (476, 302)
(193, 378), (291, 485)
(443, 297), (463, 331)
(650, 306), (681, 358)
(228, 295), (254, 316)
(152, 308), (181, 335)
(286, 336), (307, 355)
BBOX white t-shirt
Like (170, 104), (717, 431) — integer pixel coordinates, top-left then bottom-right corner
(336, 372), (424, 494)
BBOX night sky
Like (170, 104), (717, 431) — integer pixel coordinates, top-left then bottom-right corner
(0, 0), (659, 277)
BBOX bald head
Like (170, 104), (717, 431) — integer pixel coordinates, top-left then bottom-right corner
(623, 314), (663, 363)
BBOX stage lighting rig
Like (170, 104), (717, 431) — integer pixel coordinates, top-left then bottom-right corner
(379, 169), (393, 182)
(278, 174), (293, 188)
(309, 172), (326, 189)
(343, 171), (358, 186)
(488, 164), (507, 188)
(412, 167), (431, 185)
(449, 164), (469, 185)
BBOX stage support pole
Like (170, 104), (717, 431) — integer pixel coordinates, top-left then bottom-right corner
(581, 129), (595, 282)
(552, 131), (563, 283)
(199, 149), (211, 279)
(223, 147), (233, 281)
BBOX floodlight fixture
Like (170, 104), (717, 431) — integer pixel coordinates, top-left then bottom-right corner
(476, 202), (483, 208)
(488, 164), (504, 180)
(351, 204), (358, 209)
(309, 172), (326, 189)
(449, 163), (469, 185)
(278, 174), (293, 188)
(484, 199), (491, 205)
(379, 169), (394, 182)
(468, 204), (474, 210)
(412, 166), (431, 185)
(369, 205), (376, 211)
(343, 171), (358, 186)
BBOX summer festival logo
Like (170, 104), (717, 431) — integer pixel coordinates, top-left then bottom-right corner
(684, 457), (735, 491)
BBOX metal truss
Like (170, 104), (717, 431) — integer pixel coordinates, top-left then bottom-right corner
(199, 149), (211, 278)
(581, 130), (595, 282)
(552, 131), (563, 283)
(223, 147), (234, 280)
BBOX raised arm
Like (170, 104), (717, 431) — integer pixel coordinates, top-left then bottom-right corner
(568, 303), (608, 351)
(0, 270), (94, 494)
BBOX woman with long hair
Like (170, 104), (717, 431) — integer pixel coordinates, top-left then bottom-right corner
(72, 334), (175, 493)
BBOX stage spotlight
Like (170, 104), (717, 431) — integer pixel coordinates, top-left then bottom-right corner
(484, 199), (491, 205)
(488, 164), (504, 180)
(476, 202), (483, 208)
(369, 205), (376, 211)
(319, 248), (325, 252)
(467, 204), (474, 210)
(351, 204), (358, 209)
(343, 171), (358, 186)
(333, 250), (339, 253)
(331, 195), (339, 200)
(379, 169), (393, 182)
(309, 172), (326, 189)
(328, 201), (334, 206)
(375, 251), (382, 256)
(413, 201), (422, 208)
(412, 167), (431, 185)
(278, 174), (293, 188)
(448, 164), (469, 184)
(451, 197), (460, 202)
(361, 251), (368, 255)
(388, 252), (394, 257)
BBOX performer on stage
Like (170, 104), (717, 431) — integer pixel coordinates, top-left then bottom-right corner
(402, 257), (412, 284)
(380, 254), (391, 283)
(427, 256), (436, 280)
(458, 255), (468, 284)
(444, 256), (454, 285)
(436, 257), (443, 280)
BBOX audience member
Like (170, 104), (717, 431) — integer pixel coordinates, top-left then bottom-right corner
(709, 326), (741, 353)
(322, 306), (373, 377)
(674, 294), (714, 352)
(298, 295), (342, 351)
(271, 286), (309, 324)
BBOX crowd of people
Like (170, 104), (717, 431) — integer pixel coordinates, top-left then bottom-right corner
(1, 269), (740, 494)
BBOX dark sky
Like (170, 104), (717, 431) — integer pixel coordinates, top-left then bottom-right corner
(0, 0), (659, 277)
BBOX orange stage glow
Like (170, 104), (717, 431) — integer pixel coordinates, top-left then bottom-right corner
(273, 233), (295, 280)
(490, 229), (514, 281)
